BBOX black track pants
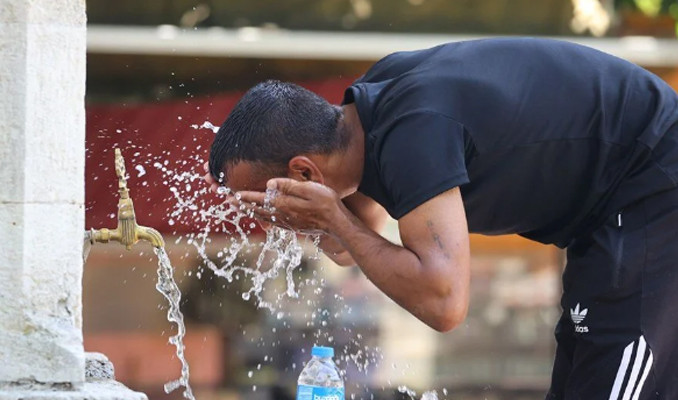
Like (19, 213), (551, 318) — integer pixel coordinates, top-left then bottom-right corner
(547, 187), (678, 400)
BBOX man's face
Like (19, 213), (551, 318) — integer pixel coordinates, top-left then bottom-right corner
(222, 161), (275, 193)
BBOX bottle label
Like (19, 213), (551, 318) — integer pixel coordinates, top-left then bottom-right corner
(296, 385), (344, 400)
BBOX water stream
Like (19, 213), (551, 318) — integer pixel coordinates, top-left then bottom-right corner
(154, 246), (195, 400)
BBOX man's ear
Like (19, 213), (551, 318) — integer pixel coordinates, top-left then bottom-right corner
(288, 156), (324, 184)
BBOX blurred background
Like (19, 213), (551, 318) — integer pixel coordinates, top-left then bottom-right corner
(83, 1), (678, 399)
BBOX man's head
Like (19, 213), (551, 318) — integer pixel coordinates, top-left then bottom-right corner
(208, 80), (352, 193)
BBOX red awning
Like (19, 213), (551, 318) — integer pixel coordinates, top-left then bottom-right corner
(85, 78), (354, 235)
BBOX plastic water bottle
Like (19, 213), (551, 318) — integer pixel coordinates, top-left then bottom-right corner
(296, 346), (344, 400)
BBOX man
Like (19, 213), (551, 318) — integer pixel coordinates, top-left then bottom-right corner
(204, 38), (678, 399)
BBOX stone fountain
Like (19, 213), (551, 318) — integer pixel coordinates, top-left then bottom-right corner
(0, 1), (148, 398)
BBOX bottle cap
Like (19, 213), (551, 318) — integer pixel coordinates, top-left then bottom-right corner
(312, 346), (334, 358)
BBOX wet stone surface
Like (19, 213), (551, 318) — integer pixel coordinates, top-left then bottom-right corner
(85, 352), (115, 381)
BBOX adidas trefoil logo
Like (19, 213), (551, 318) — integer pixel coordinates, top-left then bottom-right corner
(570, 303), (588, 324)
(570, 303), (589, 333)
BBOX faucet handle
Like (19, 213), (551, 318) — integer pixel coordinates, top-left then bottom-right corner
(114, 148), (130, 199)
(88, 147), (166, 252)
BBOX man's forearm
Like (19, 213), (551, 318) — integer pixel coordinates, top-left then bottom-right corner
(329, 205), (467, 332)
(318, 192), (387, 266)
(318, 234), (355, 266)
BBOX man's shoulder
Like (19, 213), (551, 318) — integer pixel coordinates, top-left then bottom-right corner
(360, 44), (447, 84)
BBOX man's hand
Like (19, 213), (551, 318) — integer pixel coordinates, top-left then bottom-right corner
(202, 162), (220, 193)
(236, 178), (347, 235)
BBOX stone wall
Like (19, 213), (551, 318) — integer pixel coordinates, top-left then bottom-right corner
(0, 0), (87, 386)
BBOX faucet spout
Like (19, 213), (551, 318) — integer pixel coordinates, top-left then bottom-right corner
(87, 148), (166, 253)
(136, 226), (165, 248)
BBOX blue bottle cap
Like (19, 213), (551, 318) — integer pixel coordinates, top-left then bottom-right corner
(312, 346), (334, 358)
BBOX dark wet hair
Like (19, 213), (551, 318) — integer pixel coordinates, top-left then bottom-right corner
(208, 80), (349, 184)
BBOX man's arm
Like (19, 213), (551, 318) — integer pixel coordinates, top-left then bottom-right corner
(237, 180), (470, 332)
(331, 187), (470, 331)
(319, 192), (389, 266)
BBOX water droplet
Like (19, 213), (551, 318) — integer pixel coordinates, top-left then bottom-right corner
(135, 165), (146, 177)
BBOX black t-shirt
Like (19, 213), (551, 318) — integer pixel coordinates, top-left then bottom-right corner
(343, 38), (678, 248)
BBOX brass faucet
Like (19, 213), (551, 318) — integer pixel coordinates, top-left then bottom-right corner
(87, 148), (165, 250)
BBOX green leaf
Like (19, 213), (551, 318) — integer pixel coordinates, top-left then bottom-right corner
(634, 0), (663, 16)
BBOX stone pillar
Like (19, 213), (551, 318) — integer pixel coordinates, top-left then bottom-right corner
(0, 0), (87, 386)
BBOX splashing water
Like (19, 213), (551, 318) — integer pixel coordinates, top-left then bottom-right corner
(421, 390), (439, 400)
(202, 192), (314, 309)
(153, 157), (385, 396)
(190, 120), (219, 133)
(159, 161), (315, 311)
(263, 186), (278, 209)
(397, 386), (439, 400)
(398, 386), (418, 398)
(135, 164), (147, 177)
(154, 247), (195, 400)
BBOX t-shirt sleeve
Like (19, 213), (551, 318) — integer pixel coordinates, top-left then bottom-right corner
(377, 111), (469, 219)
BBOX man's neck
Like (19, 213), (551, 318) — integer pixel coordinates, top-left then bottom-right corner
(339, 103), (366, 196)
